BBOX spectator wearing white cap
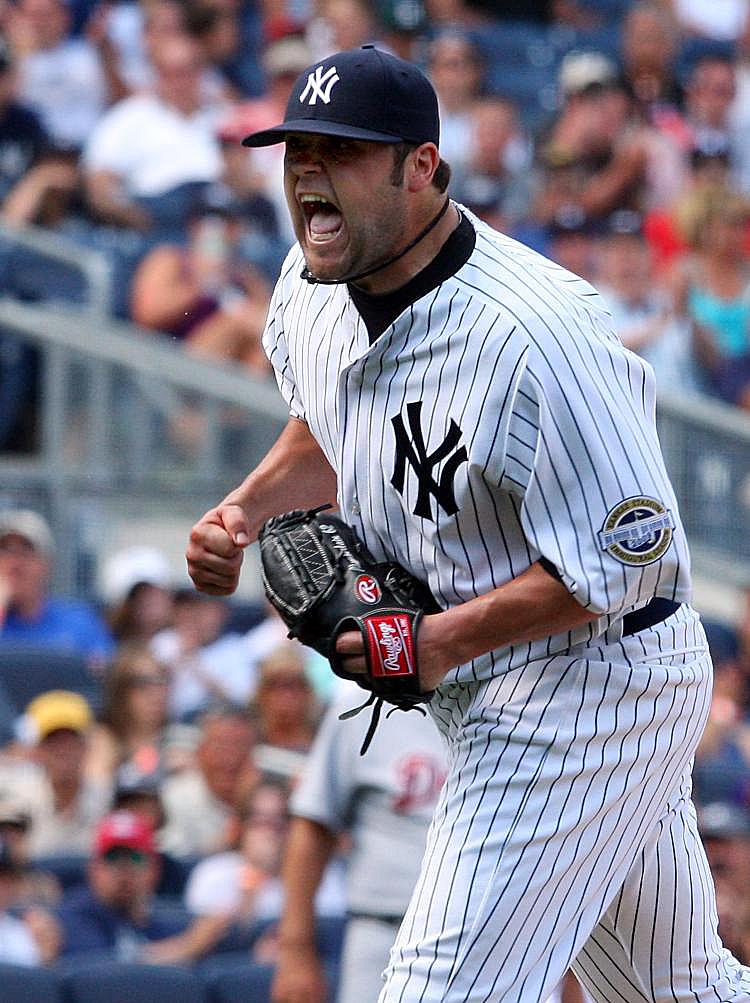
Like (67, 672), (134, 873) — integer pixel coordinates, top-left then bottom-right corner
(0, 509), (114, 664)
(100, 545), (175, 645)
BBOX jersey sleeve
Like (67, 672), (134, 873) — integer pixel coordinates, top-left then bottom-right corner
(500, 313), (684, 616)
(262, 251), (306, 421)
(289, 696), (360, 831)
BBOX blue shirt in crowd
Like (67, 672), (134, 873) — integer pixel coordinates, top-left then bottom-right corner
(1, 598), (114, 662)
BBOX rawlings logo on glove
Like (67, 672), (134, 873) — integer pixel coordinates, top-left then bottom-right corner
(258, 506), (440, 753)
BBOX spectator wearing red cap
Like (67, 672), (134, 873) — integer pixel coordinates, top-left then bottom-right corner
(56, 810), (188, 959)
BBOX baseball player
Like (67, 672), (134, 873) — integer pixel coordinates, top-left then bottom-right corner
(272, 687), (447, 1003)
(186, 45), (750, 1003)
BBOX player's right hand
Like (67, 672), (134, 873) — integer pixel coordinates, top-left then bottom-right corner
(186, 503), (250, 595)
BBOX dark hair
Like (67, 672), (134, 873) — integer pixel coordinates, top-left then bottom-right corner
(391, 142), (451, 193)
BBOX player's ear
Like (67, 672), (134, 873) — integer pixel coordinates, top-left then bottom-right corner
(405, 143), (440, 193)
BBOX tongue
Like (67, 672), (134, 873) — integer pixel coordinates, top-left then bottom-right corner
(310, 209), (342, 236)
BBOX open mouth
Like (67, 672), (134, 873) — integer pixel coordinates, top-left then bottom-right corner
(299, 194), (343, 243)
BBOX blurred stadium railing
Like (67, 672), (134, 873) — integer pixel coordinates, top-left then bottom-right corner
(658, 391), (750, 589)
(0, 296), (287, 600)
(0, 299), (748, 601)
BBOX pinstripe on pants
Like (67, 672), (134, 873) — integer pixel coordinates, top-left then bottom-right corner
(379, 607), (750, 1003)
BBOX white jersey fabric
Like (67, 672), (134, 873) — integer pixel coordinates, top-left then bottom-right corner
(262, 207), (750, 1003)
(264, 208), (691, 687)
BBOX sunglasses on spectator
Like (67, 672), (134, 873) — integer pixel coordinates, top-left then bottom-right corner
(101, 847), (150, 866)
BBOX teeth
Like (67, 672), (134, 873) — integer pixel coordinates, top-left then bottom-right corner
(300, 194), (331, 205)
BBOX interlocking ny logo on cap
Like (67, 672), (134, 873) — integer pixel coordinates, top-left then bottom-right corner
(299, 65), (340, 105)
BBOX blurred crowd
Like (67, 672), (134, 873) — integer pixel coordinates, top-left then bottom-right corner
(1, 0), (750, 994)
(0, 0), (750, 453)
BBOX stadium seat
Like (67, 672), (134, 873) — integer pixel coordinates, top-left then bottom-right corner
(0, 644), (102, 714)
(60, 961), (208, 1003)
(204, 962), (274, 1003)
(0, 961), (62, 1003)
(31, 852), (88, 892)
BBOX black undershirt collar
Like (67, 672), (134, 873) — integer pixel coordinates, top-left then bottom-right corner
(347, 208), (476, 343)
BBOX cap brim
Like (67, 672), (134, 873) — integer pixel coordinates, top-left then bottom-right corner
(242, 119), (404, 147)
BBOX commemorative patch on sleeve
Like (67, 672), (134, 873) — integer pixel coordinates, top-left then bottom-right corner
(598, 496), (675, 566)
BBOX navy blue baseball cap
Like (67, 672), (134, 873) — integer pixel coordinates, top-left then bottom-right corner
(243, 44), (439, 148)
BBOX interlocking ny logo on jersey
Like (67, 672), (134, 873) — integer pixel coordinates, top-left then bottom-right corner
(299, 65), (340, 105)
(391, 401), (468, 521)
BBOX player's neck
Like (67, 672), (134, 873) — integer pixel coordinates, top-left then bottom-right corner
(351, 201), (462, 296)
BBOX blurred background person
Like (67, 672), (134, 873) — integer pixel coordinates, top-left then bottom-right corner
(142, 776), (345, 964)
(130, 197), (273, 374)
(0, 792), (60, 905)
(56, 809), (188, 959)
(0, 833), (59, 964)
(668, 186), (750, 409)
(0, 509), (114, 665)
(87, 644), (171, 788)
(425, 30), (485, 180)
(7, 0), (109, 152)
(160, 704), (256, 858)
(151, 589), (253, 721)
(250, 641), (320, 780)
(81, 33), (225, 236)
(697, 801), (750, 962)
(15, 689), (110, 857)
(101, 545), (175, 646)
(594, 209), (701, 392)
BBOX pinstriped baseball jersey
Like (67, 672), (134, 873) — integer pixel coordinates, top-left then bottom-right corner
(263, 206), (692, 683)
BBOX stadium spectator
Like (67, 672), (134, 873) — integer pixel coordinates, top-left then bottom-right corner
(250, 641), (320, 769)
(151, 589), (252, 721)
(620, 1), (682, 118)
(0, 509), (114, 664)
(160, 704), (256, 858)
(15, 690), (110, 857)
(595, 210), (700, 392)
(0, 833), (60, 964)
(87, 644), (171, 788)
(668, 186), (750, 408)
(693, 657), (750, 809)
(111, 761), (193, 898)
(56, 809), (189, 958)
(450, 94), (531, 232)
(101, 545), (175, 645)
(8, 0), (109, 152)
(425, 31), (484, 178)
(667, 0), (749, 43)
(142, 776), (345, 964)
(129, 198), (274, 372)
(81, 33), (225, 236)
(0, 35), (77, 227)
(0, 792), (60, 905)
(533, 51), (684, 231)
(698, 801), (750, 962)
(225, 32), (313, 246)
(306, 0), (378, 63)
(643, 134), (734, 273)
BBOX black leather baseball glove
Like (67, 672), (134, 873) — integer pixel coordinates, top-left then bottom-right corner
(258, 506), (440, 753)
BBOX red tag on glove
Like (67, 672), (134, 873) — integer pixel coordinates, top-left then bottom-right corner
(364, 613), (417, 678)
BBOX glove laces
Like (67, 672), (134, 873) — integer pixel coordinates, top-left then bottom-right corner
(339, 693), (426, 756)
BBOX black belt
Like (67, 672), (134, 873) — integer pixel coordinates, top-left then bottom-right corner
(622, 598), (680, 636)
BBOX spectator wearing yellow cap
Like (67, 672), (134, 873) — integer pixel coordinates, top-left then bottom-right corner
(12, 690), (111, 858)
